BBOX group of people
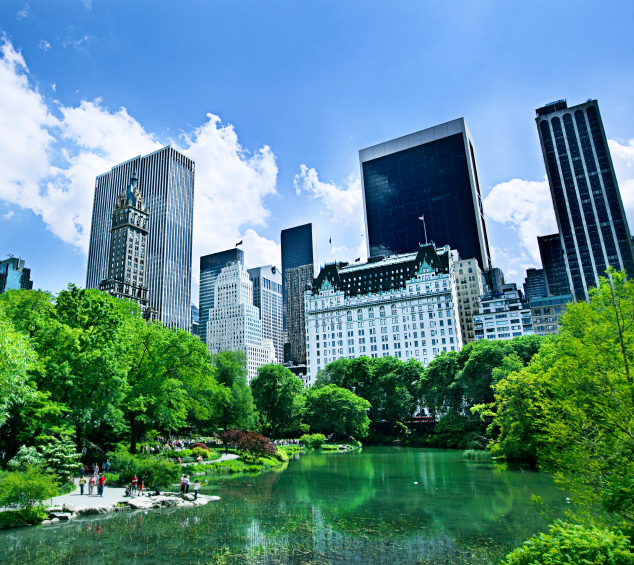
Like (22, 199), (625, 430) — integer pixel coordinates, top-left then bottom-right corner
(272, 439), (300, 446)
(78, 473), (106, 496)
(140, 437), (216, 455)
(180, 474), (201, 499)
(80, 461), (110, 476)
(125, 474), (145, 497)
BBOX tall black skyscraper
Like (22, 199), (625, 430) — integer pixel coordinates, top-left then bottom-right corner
(281, 223), (316, 364)
(199, 248), (244, 345)
(538, 234), (570, 297)
(523, 268), (547, 301)
(536, 99), (634, 301)
(359, 118), (491, 271)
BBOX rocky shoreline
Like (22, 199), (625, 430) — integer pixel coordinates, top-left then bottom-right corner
(41, 492), (220, 525)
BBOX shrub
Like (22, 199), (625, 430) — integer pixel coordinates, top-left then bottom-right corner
(0, 507), (47, 529)
(274, 448), (289, 463)
(462, 449), (493, 461)
(191, 443), (210, 451)
(0, 467), (59, 510)
(221, 430), (276, 458)
(103, 472), (121, 486)
(138, 458), (181, 493)
(501, 521), (634, 565)
(299, 434), (326, 449)
(191, 447), (210, 460)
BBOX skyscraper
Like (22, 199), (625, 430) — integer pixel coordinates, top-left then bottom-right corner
(281, 223), (316, 363)
(248, 265), (283, 364)
(98, 165), (150, 311)
(536, 99), (634, 301)
(86, 146), (195, 331)
(523, 268), (547, 301)
(359, 118), (491, 271)
(206, 261), (275, 382)
(537, 234), (570, 296)
(199, 248), (244, 345)
(0, 257), (33, 294)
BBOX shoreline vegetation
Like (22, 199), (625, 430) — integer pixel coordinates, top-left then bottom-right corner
(2, 272), (634, 561)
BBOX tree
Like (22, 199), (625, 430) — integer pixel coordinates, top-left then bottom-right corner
(0, 306), (35, 427)
(211, 350), (255, 431)
(302, 384), (371, 438)
(251, 364), (303, 438)
(0, 467), (59, 510)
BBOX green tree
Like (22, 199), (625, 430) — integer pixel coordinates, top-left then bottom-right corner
(302, 384), (371, 438)
(251, 364), (303, 438)
(0, 467), (59, 510)
(211, 350), (255, 431)
(0, 306), (36, 427)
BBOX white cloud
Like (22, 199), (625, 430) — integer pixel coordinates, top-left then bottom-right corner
(0, 37), (280, 297)
(50, 83), (56, 91)
(38, 40), (51, 52)
(2, 210), (14, 220)
(609, 138), (634, 221)
(63, 36), (88, 49)
(16, 4), (29, 20)
(484, 177), (557, 265)
(293, 165), (362, 224)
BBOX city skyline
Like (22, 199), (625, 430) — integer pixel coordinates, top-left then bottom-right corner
(2, 2), (634, 303)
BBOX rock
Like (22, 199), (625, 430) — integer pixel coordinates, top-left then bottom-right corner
(50, 512), (72, 521)
(180, 494), (196, 502)
(178, 501), (194, 508)
(127, 498), (157, 510)
(41, 520), (52, 525)
(158, 498), (179, 507)
(77, 505), (114, 515)
(50, 518), (60, 523)
(47, 506), (63, 513)
(62, 503), (77, 513)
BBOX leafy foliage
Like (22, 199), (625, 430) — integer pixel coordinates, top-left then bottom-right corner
(303, 385), (370, 438)
(501, 522), (634, 565)
(299, 433), (326, 449)
(0, 467), (59, 510)
(221, 430), (276, 458)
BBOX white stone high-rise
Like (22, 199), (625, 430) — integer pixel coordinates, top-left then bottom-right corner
(206, 261), (275, 382)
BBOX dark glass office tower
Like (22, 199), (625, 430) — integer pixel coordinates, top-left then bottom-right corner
(359, 118), (491, 271)
(537, 234), (571, 296)
(536, 99), (634, 301)
(87, 146), (195, 330)
(281, 223), (316, 326)
(523, 268), (547, 301)
(199, 248), (244, 345)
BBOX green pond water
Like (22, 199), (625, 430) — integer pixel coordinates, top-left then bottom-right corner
(0, 447), (567, 564)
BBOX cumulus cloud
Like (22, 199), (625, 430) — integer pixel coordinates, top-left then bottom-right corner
(609, 138), (634, 220)
(38, 40), (51, 52)
(484, 177), (557, 264)
(63, 36), (88, 49)
(16, 4), (29, 20)
(293, 165), (362, 224)
(2, 210), (14, 220)
(0, 37), (280, 292)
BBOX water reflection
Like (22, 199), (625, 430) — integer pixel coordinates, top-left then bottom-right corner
(0, 447), (566, 564)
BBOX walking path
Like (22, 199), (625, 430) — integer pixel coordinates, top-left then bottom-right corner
(181, 452), (239, 467)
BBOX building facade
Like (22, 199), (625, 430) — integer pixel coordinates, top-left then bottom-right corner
(304, 244), (462, 385)
(98, 166), (150, 310)
(285, 264), (313, 365)
(473, 284), (533, 341)
(530, 294), (572, 336)
(0, 257), (33, 294)
(199, 248), (244, 345)
(359, 118), (491, 271)
(523, 268), (547, 301)
(191, 304), (199, 337)
(281, 223), (316, 335)
(536, 99), (634, 301)
(206, 261), (275, 382)
(86, 146), (195, 331)
(537, 234), (571, 296)
(454, 257), (484, 343)
(248, 265), (283, 364)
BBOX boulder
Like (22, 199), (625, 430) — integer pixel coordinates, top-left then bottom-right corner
(77, 505), (114, 515)
(62, 503), (77, 513)
(127, 498), (156, 510)
(49, 512), (72, 521)
(178, 501), (194, 508)
(179, 494), (196, 502)
(50, 518), (60, 523)
(46, 506), (63, 513)
(158, 497), (179, 507)
(41, 520), (52, 525)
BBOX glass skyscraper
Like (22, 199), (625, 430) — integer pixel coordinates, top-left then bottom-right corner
(248, 265), (283, 364)
(86, 146), (195, 331)
(281, 223), (316, 327)
(536, 99), (634, 301)
(359, 118), (491, 271)
(537, 234), (571, 297)
(0, 257), (33, 294)
(199, 248), (244, 345)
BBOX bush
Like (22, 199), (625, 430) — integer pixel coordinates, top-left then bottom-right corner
(191, 443), (210, 451)
(299, 433), (326, 449)
(0, 507), (47, 529)
(138, 458), (181, 493)
(462, 449), (493, 461)
(0, 467), (59, 510)
(103, 472), (121, 486)
(274, 448), (289, 462)
(221, 430), (276, 458)
(191, 447), (211, 460)
(501, 521), (634, 565)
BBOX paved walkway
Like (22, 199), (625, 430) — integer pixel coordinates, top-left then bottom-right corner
(181, 452), (239, 467)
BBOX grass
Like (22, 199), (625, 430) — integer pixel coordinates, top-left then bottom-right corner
(462, 449), (493, 461)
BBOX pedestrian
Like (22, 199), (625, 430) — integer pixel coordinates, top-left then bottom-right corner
(177, 456), (181, 465)
(93, 463), (99, 478)
(79, 476), (86, 495)
(193, 480), (200, 500)
(80, 465), (85, 477)
(185, 475), (190, 494)
(132, 475), (138, 495)
(180, 474), (186, 494)
(88, 475), (96, 495)
(139, 476), (144, 497)
(105, 459), (110, 473)
(98, 473), (106, 497)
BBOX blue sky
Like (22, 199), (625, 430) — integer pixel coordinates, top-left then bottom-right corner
(2, 1), (634, 303)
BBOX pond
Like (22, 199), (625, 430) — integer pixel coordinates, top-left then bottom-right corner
(0, 447), (567, 564)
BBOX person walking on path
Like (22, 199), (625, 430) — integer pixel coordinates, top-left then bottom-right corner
(105, 459), (110, 473)
(88, 476), (96, 495)
(185, 475), (190, 494)
(193, 481), (200, 500)
(139, 476), (144, 497)
(98, 473), (106, 496)
(79, 476), (86, 495)
(93, 464), (99, 478)
(180, 474), (186, 494)
(131, 475), (138, 496)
